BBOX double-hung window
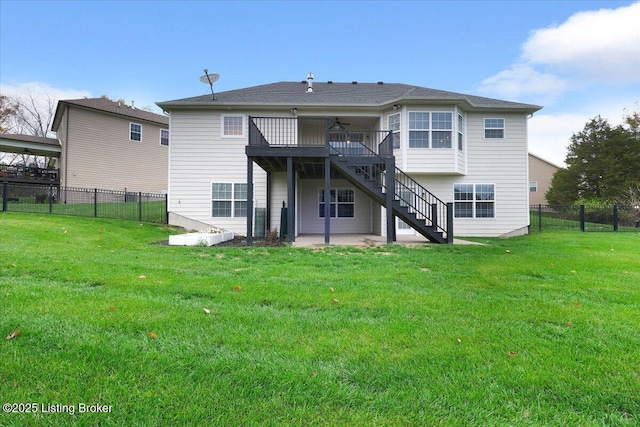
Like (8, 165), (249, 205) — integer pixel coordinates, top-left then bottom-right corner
(318, 188), (354, 218)
(484, 118), (504, 139)
(388, 113), (400, 149)
(212, 183), (247, 217)
(222, 115), (244, 137)
(160, 129), (169, 146)
(130, 123), (141, 141)
(457, 114), (464, 151)
(409, 112), (453, 148)
(454, 184), (495, 218)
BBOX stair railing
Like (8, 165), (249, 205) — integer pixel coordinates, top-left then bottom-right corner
(328, 128), (449, 240)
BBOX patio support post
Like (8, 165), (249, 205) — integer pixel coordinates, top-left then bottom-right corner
(447, 202), (454, 243)
(247, 156), (254, 246)
(324, 156), (331, 245)
(385, 157), (394, 244)
(287, 156), (295, 243)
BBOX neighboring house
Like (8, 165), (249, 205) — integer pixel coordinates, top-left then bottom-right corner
(528, 153), (561, 205)
(157, 77), (541, 243)
(50, 97), (169, 193)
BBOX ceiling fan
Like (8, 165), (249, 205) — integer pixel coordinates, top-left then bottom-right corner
(330, 118), (351, 130)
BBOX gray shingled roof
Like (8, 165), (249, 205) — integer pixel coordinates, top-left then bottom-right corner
(157, 81), (541, 112)
(52, 97), (169, 131)
(0, 133), (60, 146)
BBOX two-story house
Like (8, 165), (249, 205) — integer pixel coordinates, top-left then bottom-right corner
(157, 77), (541, 243)
(51, 97), (170, 193)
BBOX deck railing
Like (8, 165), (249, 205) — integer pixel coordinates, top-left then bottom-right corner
(249, 117), (393, 156)
(0, 164), (59, 184)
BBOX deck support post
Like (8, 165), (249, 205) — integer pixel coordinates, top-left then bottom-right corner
(385, 157), (395, 244)
(247, 156), (254, 246)
(287, 156), (295, 243)
(324, 157), (331, 245)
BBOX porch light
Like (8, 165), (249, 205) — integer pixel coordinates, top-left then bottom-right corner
(393, 104), (400, 111)
(291, 108), (298, 115)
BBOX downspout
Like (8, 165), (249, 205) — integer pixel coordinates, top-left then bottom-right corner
(63, 106), (70, 196)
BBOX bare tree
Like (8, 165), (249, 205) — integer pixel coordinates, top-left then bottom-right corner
(0, 95), (18, 133)
(10, 89), (57, 137)
(1, 90), (58, 167)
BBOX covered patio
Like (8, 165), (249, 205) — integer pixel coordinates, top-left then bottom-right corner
(0, 134), (61, 184)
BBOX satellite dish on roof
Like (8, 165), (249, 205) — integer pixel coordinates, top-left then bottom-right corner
(199, 69), (219, 100)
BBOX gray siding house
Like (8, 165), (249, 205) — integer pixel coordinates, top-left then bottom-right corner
(51, 98), (169, 193)
(158, 77), (541, 243)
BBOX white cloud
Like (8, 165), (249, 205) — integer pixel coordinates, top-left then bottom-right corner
(0, 82), (92, 136)
(0, 81), (91, 104)
(522, 2), (640, 84)
(479, 64), (570, 103)
(479, 2), (640, 101)
(528, 102), (634, 167)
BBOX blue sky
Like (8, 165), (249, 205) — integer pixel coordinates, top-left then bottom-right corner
(1, 0), (639, 165)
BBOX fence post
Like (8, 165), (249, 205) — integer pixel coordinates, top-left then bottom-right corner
(613, 204), (618, 232)
(580, 205), (585, 232)
(48, 185), (53, 214)
(2, 182), (7, 212)
(165, 194), (168, 224)
(94, 188), (98, 218)
(138, 192), (142, 221)
(538, 204), (542, 231)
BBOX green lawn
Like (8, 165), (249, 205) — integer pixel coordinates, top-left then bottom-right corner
(1, 212), (639, 426)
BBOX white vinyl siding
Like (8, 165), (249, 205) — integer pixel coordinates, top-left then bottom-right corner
(168, 110), (266, 234)
(298, 179), (373, 234)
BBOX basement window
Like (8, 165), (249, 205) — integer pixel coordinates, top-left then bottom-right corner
(318, 188), (354, 218)
(212, 183), (247, 217)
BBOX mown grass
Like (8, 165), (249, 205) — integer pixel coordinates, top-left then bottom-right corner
(0, 212), (639, 426)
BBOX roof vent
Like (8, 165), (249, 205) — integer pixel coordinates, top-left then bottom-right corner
(352, 81), (358, 84)
(377, 81), (384, 85)
(307, 72), (314, 93)
(327, 81), (333, 84)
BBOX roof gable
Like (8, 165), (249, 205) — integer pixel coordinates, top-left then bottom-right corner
(52, 97), (169, 131)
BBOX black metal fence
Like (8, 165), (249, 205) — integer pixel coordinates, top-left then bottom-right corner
(1, 182), (167, 224)
(530, 204), (640, 232)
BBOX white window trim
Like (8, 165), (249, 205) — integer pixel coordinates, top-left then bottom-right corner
(388, 113), (401, 150)
(318, 187), (355, 219)
(130, 122), (142, 142)
(211, 182), (248, 218)
(530, 181), (538, 192)
(408, 111), (453, 149)
(484, 118), (505, 139)
(160, 129), (169, 146)
(221, 115), (246, 138)
(453, 183), (496, 219)
(457, 113), (464, 152)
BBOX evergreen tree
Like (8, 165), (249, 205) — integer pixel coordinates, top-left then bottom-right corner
(547, 116), (640, 204)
